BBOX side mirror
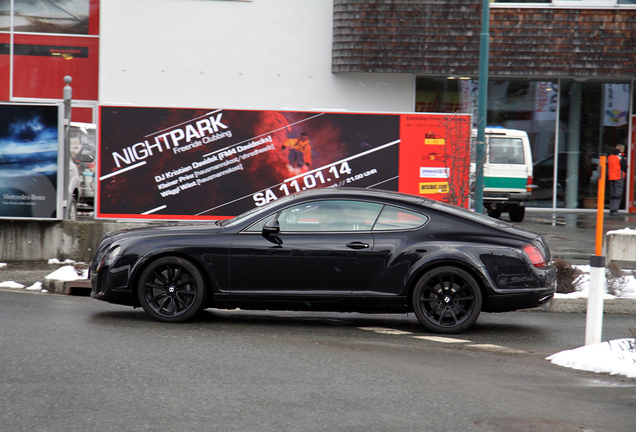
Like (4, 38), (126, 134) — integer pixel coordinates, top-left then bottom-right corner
(262, 219), (282, 245)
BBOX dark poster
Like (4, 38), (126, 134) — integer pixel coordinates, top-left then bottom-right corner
(98, 107), (401, 219)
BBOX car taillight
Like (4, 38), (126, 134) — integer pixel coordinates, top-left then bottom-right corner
(526, 176), (533, 192)
(523, 244), (547, 268)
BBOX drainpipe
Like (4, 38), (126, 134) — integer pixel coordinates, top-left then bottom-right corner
(475, 0), (490, 213)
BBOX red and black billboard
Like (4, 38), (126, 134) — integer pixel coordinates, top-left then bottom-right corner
(97, 106), (471, 220)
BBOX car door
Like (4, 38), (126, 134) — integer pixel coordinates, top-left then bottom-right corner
(228, 200), (382, 297)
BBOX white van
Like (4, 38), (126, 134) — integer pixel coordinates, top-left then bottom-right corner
(472, 128), (534, 222)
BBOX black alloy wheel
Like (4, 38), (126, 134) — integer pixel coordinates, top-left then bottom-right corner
(138, 256), (206, 323)
(412, 266), (482, 334)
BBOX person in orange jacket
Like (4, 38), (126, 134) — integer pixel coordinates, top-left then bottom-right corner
(282, 132), (311, 169)
(608, 143), (627, 215)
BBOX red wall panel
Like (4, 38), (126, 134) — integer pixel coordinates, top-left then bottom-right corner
(12, 34), (98, 101)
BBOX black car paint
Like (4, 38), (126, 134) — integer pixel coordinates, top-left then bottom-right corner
(90, 188), (556, 328)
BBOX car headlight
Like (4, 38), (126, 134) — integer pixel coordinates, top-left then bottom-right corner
(107, 245), (121, 264)
(97, 245), (121, 271)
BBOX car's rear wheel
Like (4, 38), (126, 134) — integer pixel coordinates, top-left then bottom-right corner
(509, 206), (525, 222)
(138, 256), (206, 323)
(412, 266), (482, 333)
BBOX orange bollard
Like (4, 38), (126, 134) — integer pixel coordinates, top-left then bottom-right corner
(595, 155), (606, 256)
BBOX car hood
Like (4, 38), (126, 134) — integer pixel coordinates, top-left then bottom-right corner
(107, 222), (224, 243)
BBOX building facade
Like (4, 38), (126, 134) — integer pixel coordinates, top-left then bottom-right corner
(3, 0), (635, 213)
(333, 0), (636, 212)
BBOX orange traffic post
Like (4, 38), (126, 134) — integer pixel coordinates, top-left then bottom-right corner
(586, 154), (607, 346)
(595, 155), (607, 256)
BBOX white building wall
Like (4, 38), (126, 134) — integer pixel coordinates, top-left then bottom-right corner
(99, 0), (415, 112)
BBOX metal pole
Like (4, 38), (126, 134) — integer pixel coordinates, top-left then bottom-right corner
(585, 154), (607, 345)
(63, 76), (72, 219)
(475, 0), (490, 213)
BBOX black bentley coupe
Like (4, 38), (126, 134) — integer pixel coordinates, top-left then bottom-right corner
(90, 188), (556, 333)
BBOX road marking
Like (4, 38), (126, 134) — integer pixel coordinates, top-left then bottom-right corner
(357, 328), (525, 354)
(468, 344), (526, 354)
(358, 327), (413, 335)
(413, 336), (471, 344)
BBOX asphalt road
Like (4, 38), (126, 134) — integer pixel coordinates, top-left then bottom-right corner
(1, 288), (634, 432)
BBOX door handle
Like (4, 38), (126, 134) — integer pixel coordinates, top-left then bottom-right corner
(346, 241), (370, 250)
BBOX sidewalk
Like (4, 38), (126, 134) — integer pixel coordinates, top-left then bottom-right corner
(519, 209), (636, 266)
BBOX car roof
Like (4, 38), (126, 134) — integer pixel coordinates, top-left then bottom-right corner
(292, 187), (426, 206)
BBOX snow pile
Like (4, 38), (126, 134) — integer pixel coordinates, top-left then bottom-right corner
(44, 265), (88, 281)
(547, 339), (636, 378)
(0, 281), (25, 289)
(47, 258), (76, 265)
(0, 261), (87, 293)
(26, 282), (45, 292)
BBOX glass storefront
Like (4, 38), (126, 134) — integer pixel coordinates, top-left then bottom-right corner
(415, 77), (632, 210)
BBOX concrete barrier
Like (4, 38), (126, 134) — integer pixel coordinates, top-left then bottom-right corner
(0, 219), (159, 263)
(604, 228), (636, 270)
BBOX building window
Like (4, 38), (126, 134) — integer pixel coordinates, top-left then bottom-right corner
(415, 77), (631, 209)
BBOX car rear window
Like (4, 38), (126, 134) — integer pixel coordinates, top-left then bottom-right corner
(373, 206), (428, 231)
(488, 137), (525, 164)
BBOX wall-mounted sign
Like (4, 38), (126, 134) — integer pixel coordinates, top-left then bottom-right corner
(97, 106), (471, 220)
(0, 103), (61, 219)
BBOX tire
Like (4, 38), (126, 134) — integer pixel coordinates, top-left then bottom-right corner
(412, 266), (482, 334)
(487, 208), (502, 218)
(509, 206), (525, 222)
(138, 256), (206, 323)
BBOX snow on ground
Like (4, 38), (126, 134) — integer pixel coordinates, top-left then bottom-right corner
(44, 265), (88, 281)
(0, 260), (635, 379)
(547, 339), (636, 379)
(555, 264), (636, 299)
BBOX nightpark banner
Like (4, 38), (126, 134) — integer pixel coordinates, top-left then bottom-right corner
(97, 107), (471, 220)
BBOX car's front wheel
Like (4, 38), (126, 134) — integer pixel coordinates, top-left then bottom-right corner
(138, 256), (206, 323)
(412, 266), (482, 333)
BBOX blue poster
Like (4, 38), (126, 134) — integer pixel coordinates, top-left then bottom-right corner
(0, 103), (60, 219)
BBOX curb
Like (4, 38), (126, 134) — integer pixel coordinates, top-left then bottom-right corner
(42, 279), (92, 296)
(531, 297), (636, 314)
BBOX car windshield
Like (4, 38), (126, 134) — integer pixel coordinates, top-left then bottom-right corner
(219, 194), (296, 228)
(489, 137), (525, 164)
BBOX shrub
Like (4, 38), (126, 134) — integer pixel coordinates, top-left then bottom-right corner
(553, 257), (583, 294)
(606, 261), (627, 297)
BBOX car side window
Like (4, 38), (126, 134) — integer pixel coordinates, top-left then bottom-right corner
(373, 206), (428, 231)
(244, 200), (382, 233)
(279, 200), (383, 232)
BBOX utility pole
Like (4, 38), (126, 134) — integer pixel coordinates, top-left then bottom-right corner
(475, 0), (490, 213)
